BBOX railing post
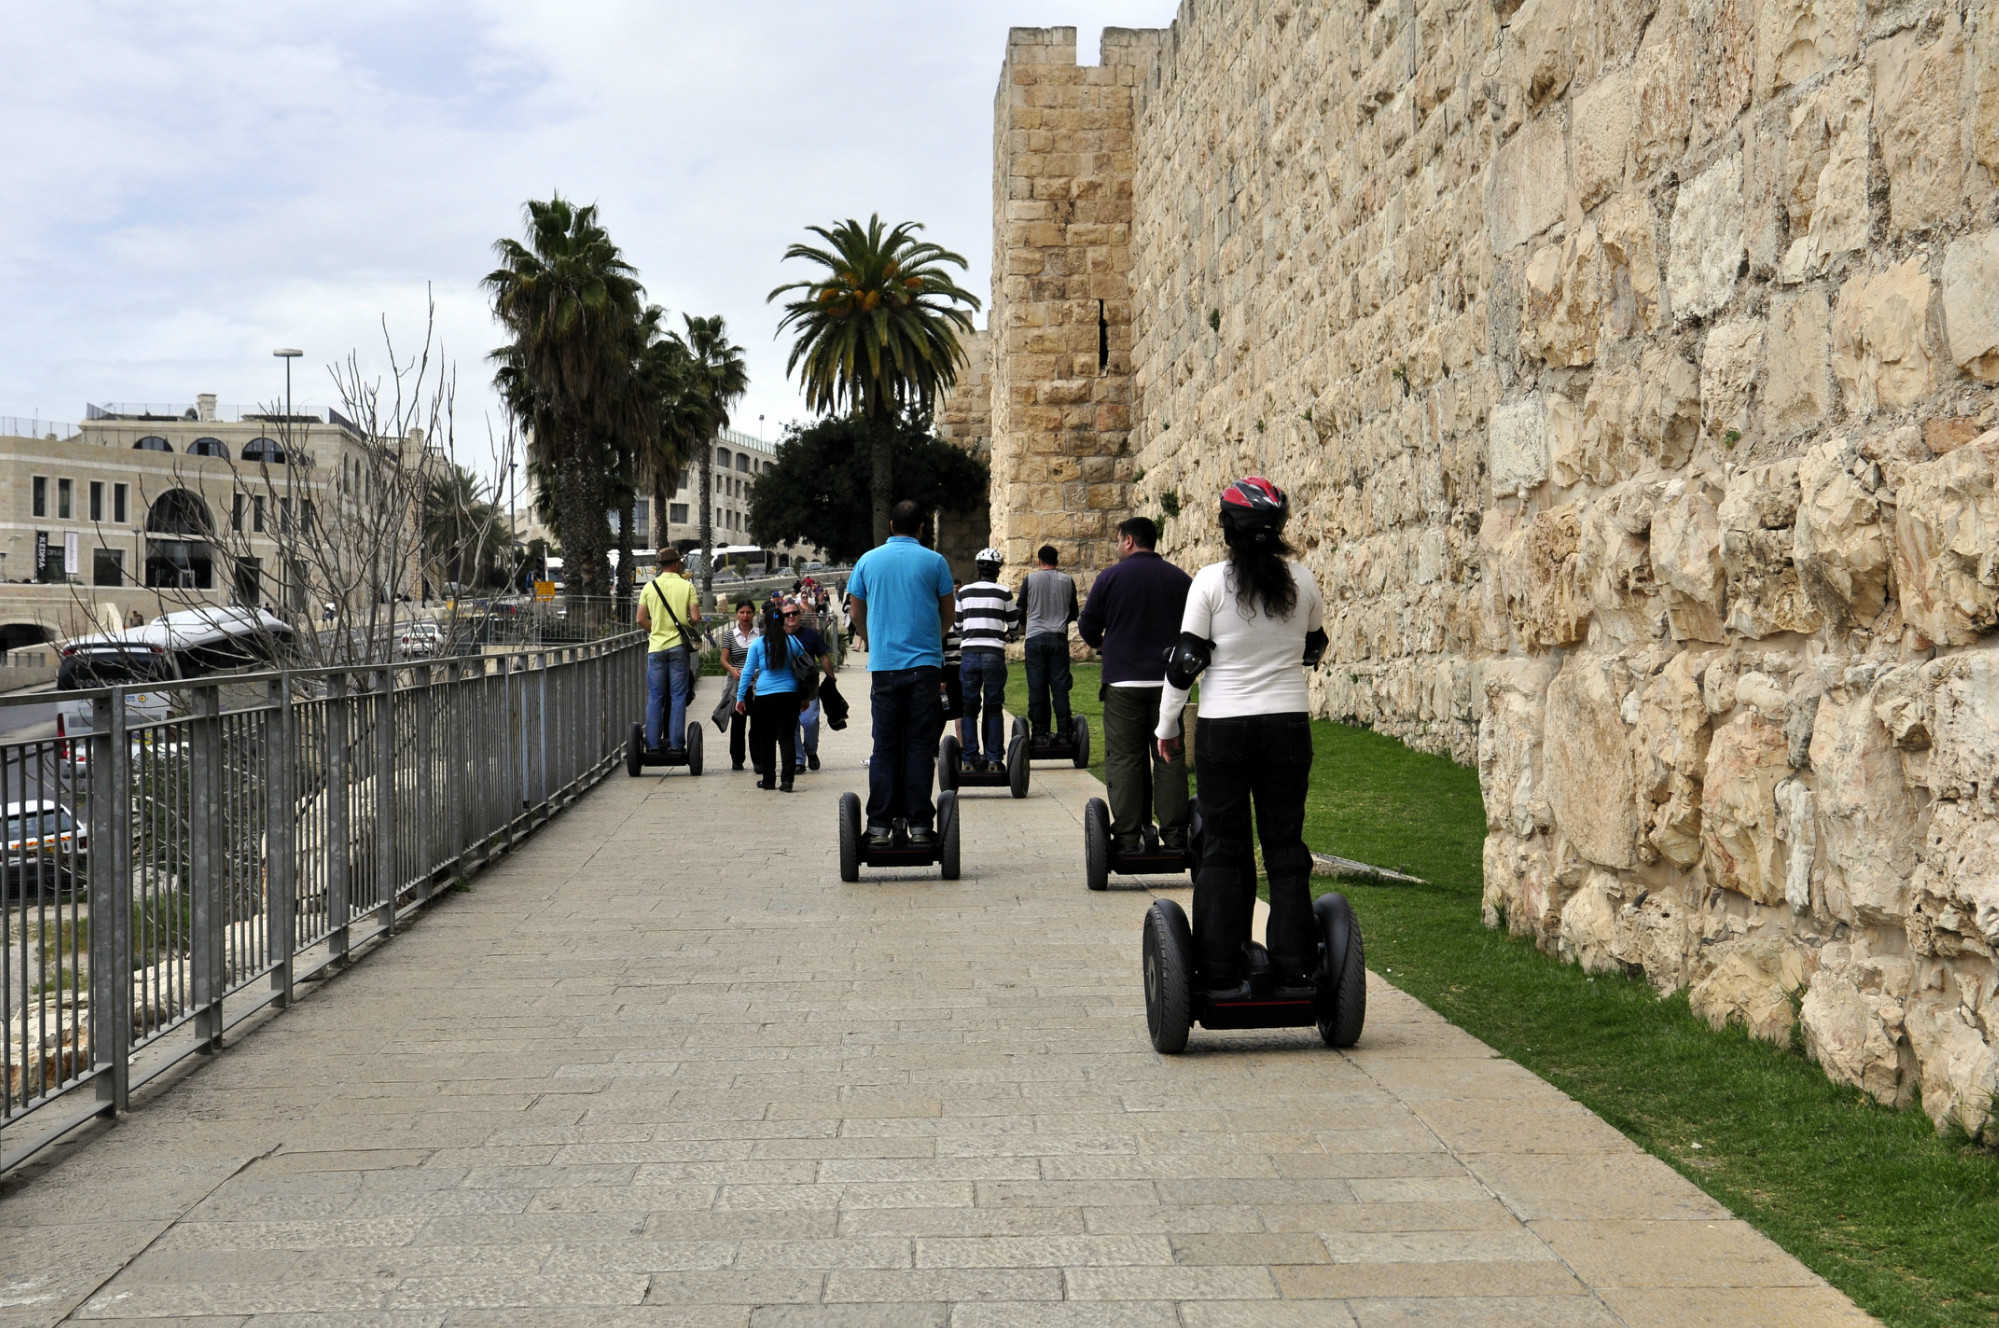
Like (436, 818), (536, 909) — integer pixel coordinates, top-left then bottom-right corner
(445, 661), (467, 874)
(375, 667), (396, 933)
(325, 672), (350, 963)
(265, 675), (295, 1008)
(188, 686), (224, 1047)
(88, 690), (131, 1113)
(414, 665), (434, 901)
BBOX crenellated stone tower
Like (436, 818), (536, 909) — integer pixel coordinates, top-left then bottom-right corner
(983, 26), (1164, 595)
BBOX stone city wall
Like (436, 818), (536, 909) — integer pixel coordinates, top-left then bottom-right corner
(979, 4), (1999, 1138)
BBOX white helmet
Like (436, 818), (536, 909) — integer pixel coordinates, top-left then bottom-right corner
(975, 547), (1003, 567)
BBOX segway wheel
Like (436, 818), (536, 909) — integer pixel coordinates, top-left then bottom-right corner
(939, 733), (960, 792)
(1071, 715), (1091, 769)
(1142, 899), (1195, 1054)
(685, 721), (704, 776)
(1012, 715), (1028, 747)
(626, 723), (643, 778)
(1084, 797), (1110, 892)
(1008, 734), (1030, 799)
(938, 790), (961, 880)
(1314, 892), (1367, 1048)
(837, 792), (862, 882)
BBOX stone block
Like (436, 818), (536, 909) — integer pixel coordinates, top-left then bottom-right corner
(1498, 507), (1590, 647)
(1521, 223), (1603, 366)
(1542, 652), (1639, 870)
(1763, 287), (1832, 436)
(1631, 29), (1693, 176)
(1801, 960), (1914, 1107)
(1598, 192), (1662, 338)
(1922, 650), (1999, 806)
(1700, 317), (1765, 444)
(1688, 0), (1755, 147)
(1776, 72), (1870, 283)
(1490, 114), (1567, 253)
(1755, 0), (1858, 98)
(1571, 69), (1635, 212)
(1832, 258), (1937, 415)
(1652, 478), (1729, 641)
(1905, 993), (1998, 1141)
(1488, 394), (1554, 496)
(1479, 655), (1558, 837)
(1689, 936), (1813, 1044)
(1940, 227), (1999, 382)
(1891, 430), (1999, 646)
(1977, 0), (1999, 173)
(1668, 153), (1745, 324)
(1719, 458), (1819, 638)
(1509, 0), (1578, 110)
(1794, 437), (1891, 627)
(1873, 26), (1968, 236)
(1811, 690), (1923, 926)
(1702, 711), (1795, 905)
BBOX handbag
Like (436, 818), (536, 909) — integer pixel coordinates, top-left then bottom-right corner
(786, 634), (822, 703)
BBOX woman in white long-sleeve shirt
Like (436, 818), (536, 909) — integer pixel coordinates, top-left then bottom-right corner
(1155, 477), (1328, 997)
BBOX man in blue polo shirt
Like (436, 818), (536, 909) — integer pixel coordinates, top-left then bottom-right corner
(845, 499), (956, 848)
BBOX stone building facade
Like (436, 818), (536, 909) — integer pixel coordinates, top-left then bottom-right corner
(971, 5), (1999, 1138)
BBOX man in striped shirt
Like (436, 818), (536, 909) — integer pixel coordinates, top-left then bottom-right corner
(955, 548), (1020, 772)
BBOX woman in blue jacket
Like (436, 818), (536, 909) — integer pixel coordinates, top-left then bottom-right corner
(736, 600), (804, 791)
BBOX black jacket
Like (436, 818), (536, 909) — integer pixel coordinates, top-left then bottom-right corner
(1077, 551), (1193, 686)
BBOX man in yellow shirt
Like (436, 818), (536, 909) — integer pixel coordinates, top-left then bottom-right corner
(635, 546), (704, 755)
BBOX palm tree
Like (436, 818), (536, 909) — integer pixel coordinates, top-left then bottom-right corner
(769, 215), (981, 546)
(485, 196), (645, 604)
(677, 315), (748, 595)
(422, 464), (511, 590)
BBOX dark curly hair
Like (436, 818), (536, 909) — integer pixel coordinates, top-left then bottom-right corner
(1222, 514), (1297, 620)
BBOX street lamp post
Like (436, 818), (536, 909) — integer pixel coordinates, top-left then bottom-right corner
(272, 348), (303, 616)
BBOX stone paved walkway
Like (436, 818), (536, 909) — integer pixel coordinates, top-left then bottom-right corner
(1, 678), (1875, 1327)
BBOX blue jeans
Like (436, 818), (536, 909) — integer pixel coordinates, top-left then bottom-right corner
(796, 698), (820, 768)
(959, 652), (1008, 763)
(867, 667), (942, 832)
(1024, 633), (1072, 738)
(646, 647), (695, 750)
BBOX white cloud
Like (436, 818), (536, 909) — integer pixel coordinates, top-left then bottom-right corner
(0, 1), (1170, 484)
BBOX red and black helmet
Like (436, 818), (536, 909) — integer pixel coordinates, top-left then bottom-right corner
(1219, 476), (1289, 544)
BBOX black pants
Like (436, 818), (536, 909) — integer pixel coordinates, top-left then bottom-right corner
(750, 692), (800, 784)
(730, 706), (749, 768)
(866, 666), (943, 831)
(1192, 712), (1315, 984)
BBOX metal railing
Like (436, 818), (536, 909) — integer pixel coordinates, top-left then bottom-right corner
(1, 632), (644, 1170)
(0, 417), (80, 441)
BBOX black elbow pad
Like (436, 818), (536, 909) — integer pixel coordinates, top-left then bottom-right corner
(1162, 632), (1212, 690)
(1303, 628), (1329, 668)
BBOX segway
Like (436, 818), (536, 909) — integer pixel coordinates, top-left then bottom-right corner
(1141, 892), (1366, 1053)
(1025, 713), (1091, 768)
(627, 719), (703, 777)
(837, 789), (960, 881)
(938, 726), (1029, 798)
(1084, 798), (1196, 891)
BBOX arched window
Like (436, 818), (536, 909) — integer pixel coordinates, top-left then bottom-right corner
(736, 454), (750, 472)
(188, 437), (228, 458)
(133, 435), (172, 452)
(145, 489), (214, 536)
(716, 446), (730, 468)
(242, 437), (286, 463)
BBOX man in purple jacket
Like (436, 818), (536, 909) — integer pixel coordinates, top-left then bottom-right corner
(1078, 516), (1193, 854)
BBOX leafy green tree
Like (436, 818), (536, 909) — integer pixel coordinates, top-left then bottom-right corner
(747, 414), (987, 565)
(485, 195), (646, 603)
(769, 215), (981, 547)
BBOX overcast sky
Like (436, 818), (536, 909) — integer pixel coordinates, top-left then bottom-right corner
(0, 2), (1172, 489)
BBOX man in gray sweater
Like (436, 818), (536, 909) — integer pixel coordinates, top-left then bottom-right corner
(1019, 544), (1079, 743)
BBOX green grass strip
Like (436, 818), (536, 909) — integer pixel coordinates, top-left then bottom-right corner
(1016, 659), (1998, 1326)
